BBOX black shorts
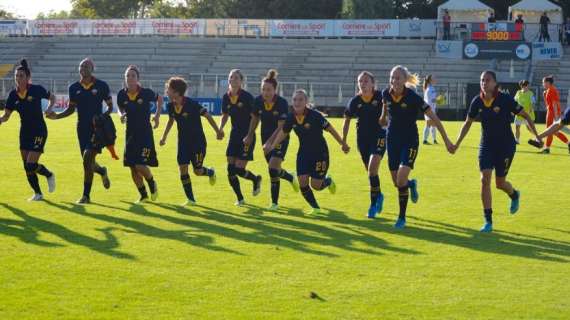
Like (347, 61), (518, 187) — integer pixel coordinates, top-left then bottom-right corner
(124, 134), (158, 167)
(77, 126), (102, 155)
(357, 135), (386, 166)
(387, 135), (419, 171)
(479, 144), (516, 178)
(226, 132), (255, 161)
(264, 137), (289, 162)
(297, 151), (329, 179)
(20, 130), (47, 153)
(178, 143), (206, 168)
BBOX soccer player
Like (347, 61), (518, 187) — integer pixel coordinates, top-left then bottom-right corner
(265, 89), (349, 214)
(379, 65), (454, 229)
(219, 69), (262, 206)
(160, 77), (223, 205)
(534, 106), (570, 142)
(46, 58), (113, 204)
(453, 71), (540, 233)
(513, 80), (536, 144)
(422, 74), (438, 144)
(117, 65), (162, 203)
(244, 69), (299, 210)
(541, 76), (570, 154)
(0, 59), (56, 201)
(342, 71), (386, 218)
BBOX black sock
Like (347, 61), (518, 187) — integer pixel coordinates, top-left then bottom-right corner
(484, 208), (493, 224)
(301, 186), (319, 208)
(369, 175), (381, 206)
(36, 164), (53, 178)
(235, 168), (257, 182)
(93, 164), (105, 176)
(83, 182), (92, 198)
(279, 170), (294, 182)
(398, 186), (409, 220)
(269, 169), (280, 204)
(146, 177), (156, 194)
(138, 185), (148, 199)
(509, 189), (519, 200)
(26, 171), (42, 194)
(180, 174), (195, 201)
(205, 167), (214, 177)
(316, 176), (332, 191)
(227, 165), (243, 201)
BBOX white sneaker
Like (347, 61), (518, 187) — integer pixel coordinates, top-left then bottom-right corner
(28, 194), (43, 202)
(183, 199), (196, 206)
(234, 199), (245, 206)
(47, 173), (56, 193)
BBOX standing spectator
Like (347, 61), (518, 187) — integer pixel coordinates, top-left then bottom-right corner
(442, 9), (451, 40)
(539, 12), (551, 42)
(488, 12), (496, 23)
(515, 14), (525, 40)
(565, 17), (570, 45)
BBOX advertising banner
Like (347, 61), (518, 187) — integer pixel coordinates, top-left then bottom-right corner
(532, 42), (563, 60)
(335, 20), (399, 37)
(435, 40), (463, 59)
(463, 41), (532, 60)
(270, 20), (333, 37)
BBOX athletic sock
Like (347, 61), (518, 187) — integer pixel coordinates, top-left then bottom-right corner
(398, 186), (409, 220)
(369, 175), (381, 206)
(180, 174), (195, 201)
(301, 186), (319, 209)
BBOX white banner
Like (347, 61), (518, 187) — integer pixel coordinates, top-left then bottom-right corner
(335, 20), (399, 37)
(91, 20), (138, 35)
(0, 20), (27, 36)
(532, 42), (563, 60)
(435, 40), (463, 59)
(28, 20), (83, 36)
(147, 19), (205, 36)
(270, 20), (333, 37)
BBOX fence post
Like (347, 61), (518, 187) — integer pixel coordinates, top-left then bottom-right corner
(199, 74), (204, 96)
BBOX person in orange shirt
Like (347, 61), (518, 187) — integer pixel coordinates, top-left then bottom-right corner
(541, 76), (569, 154)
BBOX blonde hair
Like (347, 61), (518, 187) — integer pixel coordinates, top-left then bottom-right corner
(262, 69), (278, 89)
(391, 65), (420, 89)
(229, 68), (244, 81)
(423, 74), (433, 91)
(357, 71), (376, 94)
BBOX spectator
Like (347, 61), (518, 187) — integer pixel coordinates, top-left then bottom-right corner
(488, 12), (496, 23)
(539, 12), (551, 42)
(565, 17), (570, 45)
(515, 14), (525, 40)
(442, 9), (451, 40)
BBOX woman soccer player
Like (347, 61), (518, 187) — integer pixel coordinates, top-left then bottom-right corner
(219, 69), (262, 206)
(541, 76), (570, 154)
(513, 80), (536, 144)
(265, 89), (349, 214)
(379, 65), (454, 229)
(160, 77), (223, 205)
(117, 65), (162, 203)
(244, 69), (299, 210)
(342, 71), (386, 218)
(422, 74), (439, 145)
(0, 59), (56, 201)
(453, 70), (540, 233)
(46, 58), (113, 204)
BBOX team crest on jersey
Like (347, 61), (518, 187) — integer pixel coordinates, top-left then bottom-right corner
(27, 96), (33, 102)
(137, 98), (143, 105)
(372, 100), (378, 105)
(123, 101), (128, 105)
(357, 104), (362, 109)
(183, 112), (189, 118)
(76, 90), (81, 95)
(401, 103), (408, 108)
(237, 102), (243, 108)
(91, 89), (98, 95)
(304, 123), (311, 129)
(273, 111), (279, 116)
(493, 106), (500, 113)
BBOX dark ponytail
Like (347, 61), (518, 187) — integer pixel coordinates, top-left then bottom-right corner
(262, 69), (278, 90)
(16, 59), (31, 77)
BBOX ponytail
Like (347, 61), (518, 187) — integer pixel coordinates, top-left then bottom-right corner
(262, 69), (278, 90)
(16, 58), (31, 77)
(392, 65), (420, 89)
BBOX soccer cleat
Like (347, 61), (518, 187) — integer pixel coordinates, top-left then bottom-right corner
(540, 148), (550, 154)
(290, 174), (300, 193)
(28, 193), (43, 202)
(150, 185), (159, 201)
(527, 139), (543, 149)
(208, 168), (217, 186)
(234, 199), (245, 207)
(307, 207), (321, 215)
(480, 222), (493, 233)
(376, 193), (385, 214)
(101, 167), (111, 189)
(367, 202), (379, 219)
(327, 177), (336, 194)
(409, 179), (419, 203)
(47, 173), (56, 193)
(183, 199), (196, 206)
(510, 190), (520, 214)
(394, 218), (406, 229)
(268, 203), (279, 211)
(135, 196), (149, 204)
(568, 143), (570, 154)
(253, 175), (262, 196)
(433, 140), (438, 144)
(76, 196), (90, 205)
(423, 140), (430, 145)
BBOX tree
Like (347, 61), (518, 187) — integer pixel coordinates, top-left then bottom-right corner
(0, 9), (18, 19)
(70, 0), (156, 19)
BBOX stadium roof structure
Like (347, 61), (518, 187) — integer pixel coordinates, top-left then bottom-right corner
(438, 0), (494, 23)
(509, 0), (563, 24)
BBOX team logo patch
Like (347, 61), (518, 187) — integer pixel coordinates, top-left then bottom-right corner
(123, 101), (128, 105)
(372, 100), (378, 105)
(76, 90), (81, 95)
(357, 104), (362, 109)
(493, 106), (500, 113)
(14, 100), (19, 105)
(237, 102), (243, 108)
(182, 112), (189, 118)
(401, 103), (408, 108)
(27, 96), (33, 102)
(137, 99), (143, 104)
(273, 111), (279, 116)
(91, 89), (98, 95)
(304, 123), (311, 129)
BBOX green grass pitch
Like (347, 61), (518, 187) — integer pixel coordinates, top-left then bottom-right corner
(0, 115), (569, 319)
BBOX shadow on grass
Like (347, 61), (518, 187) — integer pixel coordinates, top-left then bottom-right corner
(0, 202), (134, 260)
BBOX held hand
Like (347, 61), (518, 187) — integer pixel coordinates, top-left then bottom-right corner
(120, 114), (127, 124)
(379, 116), (388, 127)
(216, 129), (224, 140)
(159, 138), (166, 146)
(341, 142), (350, 154)
(445, 140), (456, 154)
(45, 111), (57, 120)
(152, 115), (160, 129)
(243, 134), (253, 147)
(263, 143), (273, 155)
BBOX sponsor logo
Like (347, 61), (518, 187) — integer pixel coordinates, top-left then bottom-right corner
(516, 44), (531, 60)
(464, 43), (479, 58)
